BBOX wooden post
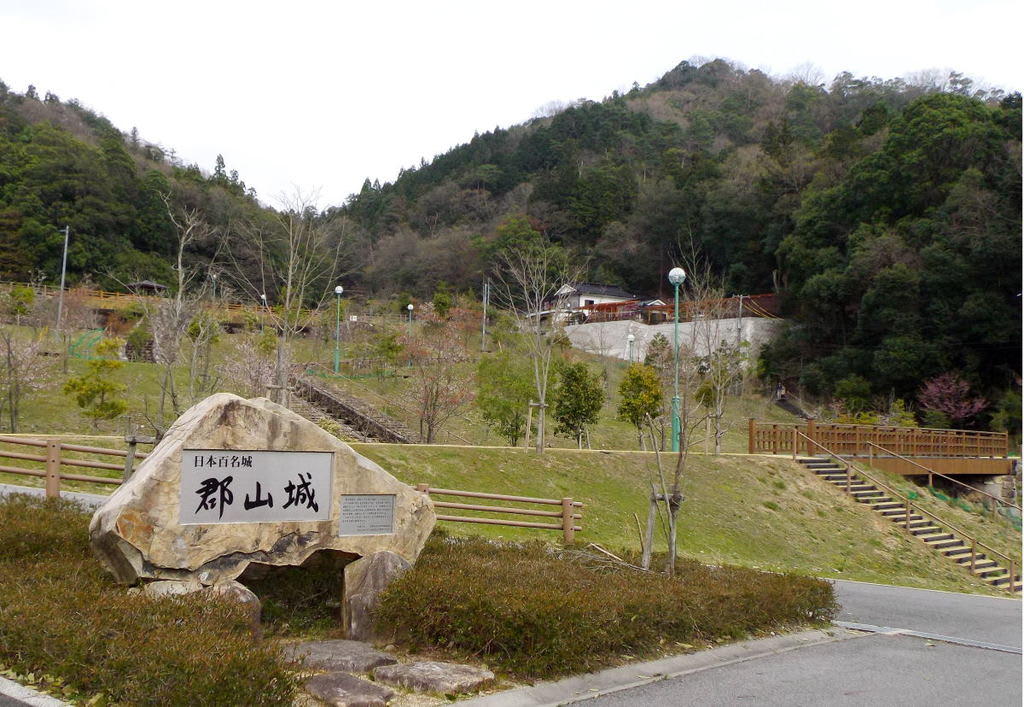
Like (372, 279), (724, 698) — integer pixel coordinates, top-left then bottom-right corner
(525, 401), (534, 449)
(1010, 561), (1017, 594)
(806, 419), (816, 457)
(970, 540), (976, 572)
(561, 498), (575, 544)
(45, 440), (61, 499)
(416, 483), (429, 495)
(792, 427), (797, 460)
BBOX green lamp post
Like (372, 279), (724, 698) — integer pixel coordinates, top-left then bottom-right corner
(668, 267), (686, 452)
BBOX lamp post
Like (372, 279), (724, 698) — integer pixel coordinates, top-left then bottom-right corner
(333, 285), (343, 374)
(668, 267), (686, 452)
(626, 333), (635, 363)
(406, 302), (414, 335)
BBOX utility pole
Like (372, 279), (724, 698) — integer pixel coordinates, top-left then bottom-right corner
(480, 278), (490, 352)
(55, 225), (70, 330)
(737, 294), (744, 346)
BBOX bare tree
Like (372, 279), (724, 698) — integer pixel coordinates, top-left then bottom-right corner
(490, 229), (584, 452)
(681, 259), (747, 455)
(0, 327), (51, 432)
(217, 331), (277, 398)
(403, 318), (475, 443)
(225, 190), (346, 403)
(140, 196), (218, 425)
(184, 309), (222, 403)
(638, 249), (749, 576)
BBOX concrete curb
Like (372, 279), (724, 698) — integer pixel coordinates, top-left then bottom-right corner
(0, 484), (107, 509)
(0, 676), (70, 706)
(458, 628), (854, 706)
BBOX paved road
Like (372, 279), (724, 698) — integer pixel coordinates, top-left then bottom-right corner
(833, 579), (1021, 648)
(586, 581), (1021, 706)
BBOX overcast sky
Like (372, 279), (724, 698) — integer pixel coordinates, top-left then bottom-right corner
(2, 0), (1020, 209)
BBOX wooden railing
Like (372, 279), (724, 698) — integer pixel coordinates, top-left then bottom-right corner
(0, 435), (148, 497)
(793, 432), (1018, 593)
(416, 484), (583, 543)
(1, 281), (267, 316)
(749, 419), (1008, 459)
(866, 442), (1021, 513)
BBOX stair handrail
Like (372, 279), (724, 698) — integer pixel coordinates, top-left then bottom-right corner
(866, 441), (1021, 513)
(796, 432), (1019, 589)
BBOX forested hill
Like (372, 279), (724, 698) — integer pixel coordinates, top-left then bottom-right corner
(333, 60), (1021, 406)
(0, 80), (268, 290)
(0, 60), (1020, 411)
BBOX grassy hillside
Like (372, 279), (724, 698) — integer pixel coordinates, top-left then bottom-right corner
(316, 348), (800, 452)
(354, 444), (1020, 596)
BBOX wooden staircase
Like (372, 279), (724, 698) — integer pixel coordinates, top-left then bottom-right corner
(290, 376), (420, 444)
(797, 457), (1022, 594)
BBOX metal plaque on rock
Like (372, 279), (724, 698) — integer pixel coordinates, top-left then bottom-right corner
(339, 494), (395, 535)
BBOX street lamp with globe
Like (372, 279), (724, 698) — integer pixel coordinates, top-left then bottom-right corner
(333, 285), (344, 374)
(668, 267), (686, 452)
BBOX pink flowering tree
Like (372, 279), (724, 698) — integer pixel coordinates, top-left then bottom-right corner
(917, 373), (988, 428)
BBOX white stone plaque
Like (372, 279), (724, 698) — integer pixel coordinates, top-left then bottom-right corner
(180, 450), (332, 524)
(339, 494), (395, 536)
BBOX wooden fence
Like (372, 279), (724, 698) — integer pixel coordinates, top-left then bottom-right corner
(749, 419), (1009, 459)
(0, 435), (147, 497)
(416, 484), (583, 543)
(0, 436), (585, 543)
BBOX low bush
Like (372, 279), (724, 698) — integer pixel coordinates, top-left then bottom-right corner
(0, 494), (296, 706)
(374, 533), (837, 678)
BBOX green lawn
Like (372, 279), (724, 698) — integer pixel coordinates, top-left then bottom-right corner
(352, 444), (1020, 596)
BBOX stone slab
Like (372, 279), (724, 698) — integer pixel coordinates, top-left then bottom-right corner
(284, 640), (398, 673)
(304, 672), (395, 707)
(373, 661), (494, 694)
(344, 551), (411, 641)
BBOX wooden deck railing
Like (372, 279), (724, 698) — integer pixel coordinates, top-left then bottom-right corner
(0, 435), (148, 497)
(749, 419), (1008, 459)
(792, 432), (1018, 593)
(866, 442), (1021, 513)
(415, 484), (583, 543)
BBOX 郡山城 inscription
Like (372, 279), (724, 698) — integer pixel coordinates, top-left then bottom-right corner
(180, 449), (332, 524)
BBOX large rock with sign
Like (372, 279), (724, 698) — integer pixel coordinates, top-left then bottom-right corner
(89, 393), (435, 631)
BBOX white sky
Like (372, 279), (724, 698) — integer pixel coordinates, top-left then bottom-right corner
(2, 0), (1020, 209)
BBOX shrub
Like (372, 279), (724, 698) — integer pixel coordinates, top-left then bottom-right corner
(374, 534), (836, 678)
(0, 495), (296, 706)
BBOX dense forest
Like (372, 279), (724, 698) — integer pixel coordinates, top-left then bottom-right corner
(0, 59), (1019, 415)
